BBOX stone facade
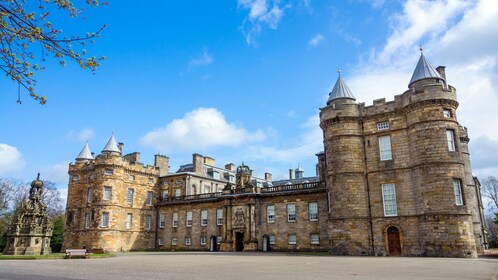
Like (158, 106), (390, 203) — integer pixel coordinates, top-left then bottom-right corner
(319, 54), (484, 257)
(63, 53), (486, 257)
(3, 174), (52, 255)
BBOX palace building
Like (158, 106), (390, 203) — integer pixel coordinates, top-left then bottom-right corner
(63, 52), (487, 257)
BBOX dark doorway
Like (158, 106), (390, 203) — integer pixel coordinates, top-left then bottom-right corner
(387, 226), (401, 256)
(262, 235), (268, 252)
(235, 232), (244, 252)
(210, 236), (217, 252)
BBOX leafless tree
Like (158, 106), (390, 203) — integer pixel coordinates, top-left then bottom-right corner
(0, 178), (27, 217)
(481, 176), (498, 210)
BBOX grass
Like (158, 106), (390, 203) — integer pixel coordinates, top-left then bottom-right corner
(0, 253), (115, 260)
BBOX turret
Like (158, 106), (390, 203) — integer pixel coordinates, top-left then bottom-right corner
(102, 131), (121, 156)
(76, 142), (94, 162)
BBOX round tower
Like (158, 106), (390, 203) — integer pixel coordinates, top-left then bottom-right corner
(320, 69), (371, 255)
(404, 51), (477, 257)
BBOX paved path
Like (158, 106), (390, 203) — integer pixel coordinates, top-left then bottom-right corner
(0, 252), (497, 280)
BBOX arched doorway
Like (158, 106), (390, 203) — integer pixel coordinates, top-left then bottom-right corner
(387, 226), (402, 256)
(235, 232), (244, 252)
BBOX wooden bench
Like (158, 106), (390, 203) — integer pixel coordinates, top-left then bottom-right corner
(65, 249), (90, 259)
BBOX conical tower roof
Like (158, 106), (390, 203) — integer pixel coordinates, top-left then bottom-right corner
(327, 69), (355, 105)
(102, 131), (120, 154)
(76, 142), (94, 161)
(408, 51), (444, 87)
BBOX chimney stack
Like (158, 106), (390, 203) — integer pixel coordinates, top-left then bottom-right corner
(118, 142), (124, 154)
(289, 168), (294, 180)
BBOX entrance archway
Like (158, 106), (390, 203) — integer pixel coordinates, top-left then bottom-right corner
(235, 232), (244, 252)
(387, 226), (401, 256)
(209, 236), (217, 252)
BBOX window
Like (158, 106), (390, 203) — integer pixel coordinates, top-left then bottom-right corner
(172, 213), (178, 227)
(267, 205), (275, 223)
(101, 212), (109, 227)
(379, 135), (392, 161)
(72, 175), (79, 182)
(175, 179), (182, 184)
(443, 109), (452, 118)
(309, 202), (318, 221)
(146, 191), (153, 206)
(89, 174), (94, 180)
(269, 235), (275, 245)
(213, 171), (220, 179)
(162, 190), (169, 199)
(288, 234), (297, 245)
(159, 213), (165, 228)
(84, 213), (90, 229)
(377, 122), (389, 130)
(453, 179), (464, 205)
(104, 169), (113, 175)
(200, 236), (207, 245)
(158, 237), (164, 246)
(145, 215), (151, 231)
(87, 188), (93, 203)
(175, 189), (181, 197)
(185, 237), (191, 246)
(446, 130), (456, 151)
(127, 188), (134, 205)
(103, 187), (112, 200)
(217, 236), (222, 245)
(203, 185), (210, 194)
(128, 174), (135, 181)
(287, 204), (296, 222)
(201, 210), (208, 226)
(310, 234), (320, 245)
(229, 175), (235, 183)
(382, 184), (398, 217)
(148, 177), (154, 184)
(172, 238), (178, 246)
(126, 213), (132, 229)
(186, 211), (192, 227)
(216, 208), (223, 225)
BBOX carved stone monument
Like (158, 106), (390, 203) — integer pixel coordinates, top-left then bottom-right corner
(3, 173), (53, 255)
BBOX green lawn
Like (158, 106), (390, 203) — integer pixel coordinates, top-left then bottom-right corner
(0, 253), (114, 259)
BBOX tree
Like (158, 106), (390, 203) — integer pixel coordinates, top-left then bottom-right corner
(50, 214), (64, 253)
(0, 0), (106, 104)
(0, 177), (26, 217)
(481, 176), (498, 210)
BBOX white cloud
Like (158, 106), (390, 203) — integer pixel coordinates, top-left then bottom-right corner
(39, 162), (70, 186)
(0, 143), (25, 176)
(345, 0), (498, 177)
(244, 114), (322, 163)
(188, 49), (213, 69)
(238, 0), (292, 45)
(308, 34), (324, 47)
(140, 108), (266, 152)
(66, 128), (95, 142)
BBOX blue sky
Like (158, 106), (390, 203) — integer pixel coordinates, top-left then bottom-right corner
(1, 0), (498, 203)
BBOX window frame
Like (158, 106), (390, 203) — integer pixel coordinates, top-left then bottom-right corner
(288, 234), (297, 245)
(146, 191), (153, 206)
(200, 236), (207, 245)
(157, 237), (164, 246)
(267, 205), (275, 223)
(201, 210), (208, 226)
(216, 208), (223, 226)
(309, 202), (318, 221)
(126, 188), (134, 205)
(287, 204), (296, 222)
(84, 213), (90, 229)
(382, 183), (398, 217)
(101, 212), (109, 228)
(453, 179), (464, 206)
(87, 188), (93, 204)
(186, 211), (193, 227)
(377, 122), (389, 131)
(145, 215), (152, 231)
(103, 186), (112, 201)
(269, 235), (276, 245)
(446, 130), (456, 151)
(378, 135), (393, 161)
(126, 213), (132, 229)
(310, 234), (320, 245)
(159, 213), (165, 228)
(185, 237), (191, 246)
(172, 212), (178, 227)
(171, 237), (178, 246)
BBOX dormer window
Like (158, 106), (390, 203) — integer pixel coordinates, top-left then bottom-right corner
(377, 122), (389, 130)
(213, 171), (220, 179)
